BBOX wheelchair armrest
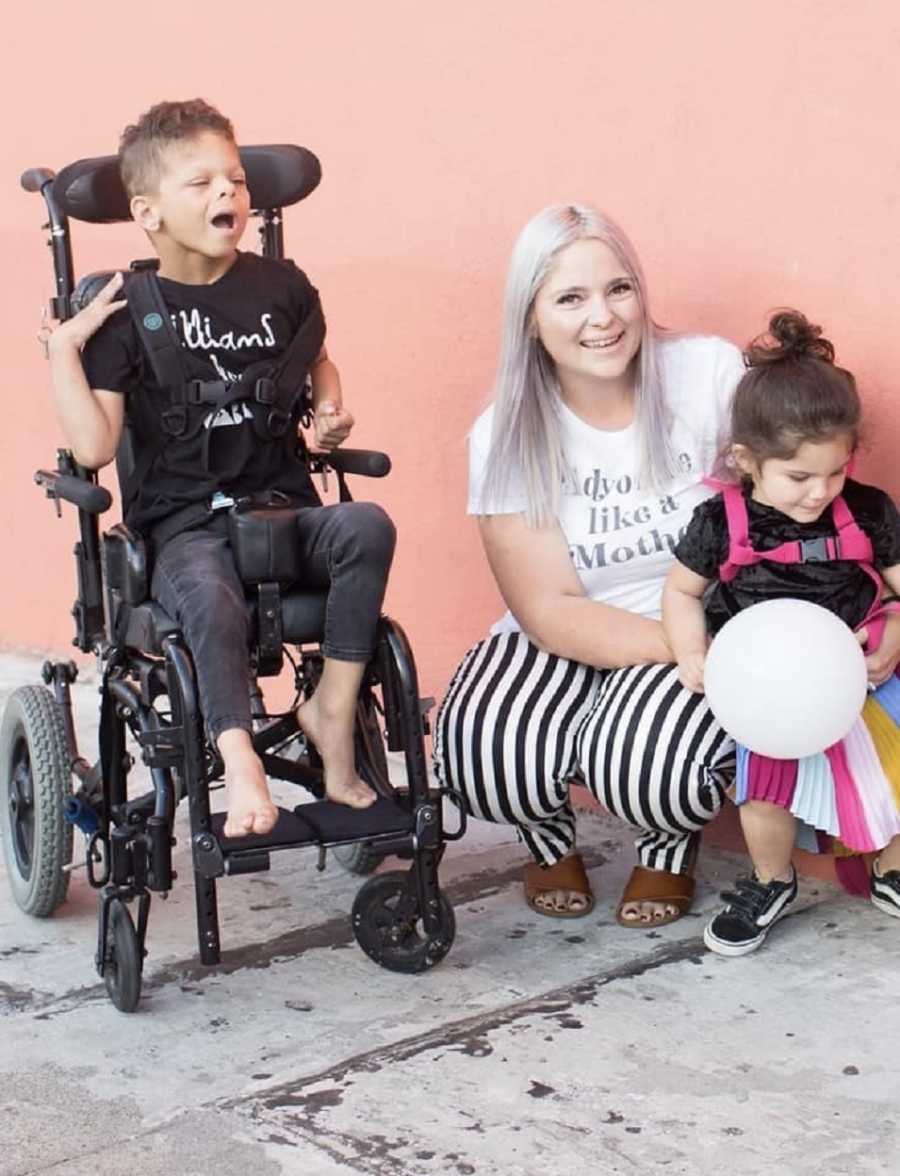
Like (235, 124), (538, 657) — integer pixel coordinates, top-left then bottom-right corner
(103, 523), (149, 605)
(34, 469), (112, 513)
(309, 449), (391, 479)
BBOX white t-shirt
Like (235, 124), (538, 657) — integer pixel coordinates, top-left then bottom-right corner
(468, 334), (744, 634)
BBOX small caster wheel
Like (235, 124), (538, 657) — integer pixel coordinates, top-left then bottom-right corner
(333, 841), (386, 876)
(104, 898), (142, 1013)
(352, 870), (455, 973)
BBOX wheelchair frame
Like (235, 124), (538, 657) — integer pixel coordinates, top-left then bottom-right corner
(2, 146), (463, 1012)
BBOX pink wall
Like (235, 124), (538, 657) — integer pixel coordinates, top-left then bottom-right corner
(3, 1), (900, 703)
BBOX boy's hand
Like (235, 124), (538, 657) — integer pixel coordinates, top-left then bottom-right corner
(38, 273), (127, 356)
(312, 399), (354, 449)
(677, 652), (706, 694)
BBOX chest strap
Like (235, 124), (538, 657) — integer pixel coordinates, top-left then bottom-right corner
(717, 483), (874, 583)
(120, 268), (325, 515)
(126, 269), (325, 439)
(713, 480), (899, 650)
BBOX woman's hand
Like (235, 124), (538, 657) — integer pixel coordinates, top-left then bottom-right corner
(38, 273), (127, 357)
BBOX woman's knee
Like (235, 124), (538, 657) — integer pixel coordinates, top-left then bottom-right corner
(577, 661), (732, 829)
(434, 637), (583, 824)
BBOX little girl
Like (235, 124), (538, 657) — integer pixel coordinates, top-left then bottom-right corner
(662, 309), (900, 956)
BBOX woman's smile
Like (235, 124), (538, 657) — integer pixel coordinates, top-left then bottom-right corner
(532, 237), (643, 407)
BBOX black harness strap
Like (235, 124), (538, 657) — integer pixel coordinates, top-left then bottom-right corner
(121, 268), (327, 529)
(126, 269), (326, 439)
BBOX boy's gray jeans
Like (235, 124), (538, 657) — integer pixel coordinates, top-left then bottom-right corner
(150, 501), (396, 743)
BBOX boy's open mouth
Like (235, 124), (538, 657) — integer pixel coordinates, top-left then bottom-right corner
(211, 212), (236, 230)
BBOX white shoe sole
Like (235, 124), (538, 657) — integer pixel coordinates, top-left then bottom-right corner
(703, 896), (796, 957)
(870, 892), (900, 919)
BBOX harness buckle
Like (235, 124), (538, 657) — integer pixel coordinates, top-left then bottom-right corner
(254, 377), (277, 406)
(161, 405), (187, 436)
(798, 536), (833, 562)
(185, 380), (206, 405)
(267, 409), (290, 438)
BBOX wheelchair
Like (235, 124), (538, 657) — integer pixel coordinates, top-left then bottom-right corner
(1, 143), (463, 1012)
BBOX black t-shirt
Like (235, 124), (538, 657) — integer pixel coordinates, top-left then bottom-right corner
(674, 478), (900, 633)
(82, 252), (321, 534)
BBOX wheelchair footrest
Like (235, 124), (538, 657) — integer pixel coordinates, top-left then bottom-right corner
(210, 795), (413, 857)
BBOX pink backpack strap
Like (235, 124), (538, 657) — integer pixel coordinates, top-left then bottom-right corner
(717, 483), (754, 582)
(715, 489), (878, 583)
(709, 476), (893, 652)
(830, 496), (875, 562)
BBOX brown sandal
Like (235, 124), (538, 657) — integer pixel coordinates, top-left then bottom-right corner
(615, 864), (695, 928)
(524, 851), (595, 919)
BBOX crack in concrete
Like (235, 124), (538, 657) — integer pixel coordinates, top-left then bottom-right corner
(217, 936), (707, 1175)
(9, 851), (607, 1020)
(229, 935), (705, 1110)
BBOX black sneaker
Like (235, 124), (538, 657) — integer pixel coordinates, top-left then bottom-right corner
(703, 869), (798, 957)
(870, 861), (900, 919)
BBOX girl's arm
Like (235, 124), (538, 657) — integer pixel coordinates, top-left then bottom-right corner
(661, 560), (712, 693)
(478, 512), (672, 669)
(864, 563), (900, 686)
(40, 274), (127, 469)
(879, 564), (900, 598)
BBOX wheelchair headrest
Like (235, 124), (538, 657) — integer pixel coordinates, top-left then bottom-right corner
(53, 145), (321, 224)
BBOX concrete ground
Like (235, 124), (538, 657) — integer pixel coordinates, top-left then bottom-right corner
(1, 651), (898, 1176)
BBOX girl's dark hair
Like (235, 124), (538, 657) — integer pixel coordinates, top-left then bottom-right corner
(731, 309), (861, 464)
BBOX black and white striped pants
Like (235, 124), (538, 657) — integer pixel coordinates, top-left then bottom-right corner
(433, 632), (735, 873)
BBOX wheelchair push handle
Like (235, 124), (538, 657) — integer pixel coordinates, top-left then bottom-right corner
(35, 470), (112, 515)
(21, 168), (56, 194)
(316, 448), (391, 479)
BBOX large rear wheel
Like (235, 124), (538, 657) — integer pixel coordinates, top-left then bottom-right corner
(0, 686), (72, 916)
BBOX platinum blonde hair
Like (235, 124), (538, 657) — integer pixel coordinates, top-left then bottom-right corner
(480, 203), (677, 527)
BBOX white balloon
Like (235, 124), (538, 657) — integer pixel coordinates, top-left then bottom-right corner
(703, 599), (868, 759)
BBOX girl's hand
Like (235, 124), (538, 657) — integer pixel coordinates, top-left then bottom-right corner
(677, 652), (707, 694)
(864, 613), (900, 687)
(38, 273), (127, 357)
(313, 399), (354, 449)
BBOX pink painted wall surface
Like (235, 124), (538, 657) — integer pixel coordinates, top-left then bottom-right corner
(2, 0), (899, 705)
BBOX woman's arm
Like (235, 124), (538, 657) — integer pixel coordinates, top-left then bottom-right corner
(661, 561), (712, 692)
(478, 512), (672, 668)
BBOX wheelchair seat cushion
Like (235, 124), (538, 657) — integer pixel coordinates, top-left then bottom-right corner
(122, 589), (328, 655)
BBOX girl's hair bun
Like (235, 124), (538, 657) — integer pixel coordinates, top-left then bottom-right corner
(746, 308), (835, 366)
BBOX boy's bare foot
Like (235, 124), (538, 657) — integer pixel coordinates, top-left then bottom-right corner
(296, 696), (376, 809)
(222, 747), (279, 838)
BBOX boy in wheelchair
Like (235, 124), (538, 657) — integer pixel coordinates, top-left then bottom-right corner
(39, 98), (395, 838)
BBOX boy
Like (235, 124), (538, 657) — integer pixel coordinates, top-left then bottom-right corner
(39, 99), (395, 837)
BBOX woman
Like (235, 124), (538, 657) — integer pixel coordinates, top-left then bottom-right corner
(433, 203), (745, 923)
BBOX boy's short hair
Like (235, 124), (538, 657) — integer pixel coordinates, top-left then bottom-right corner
(119, 99), (235, 198)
